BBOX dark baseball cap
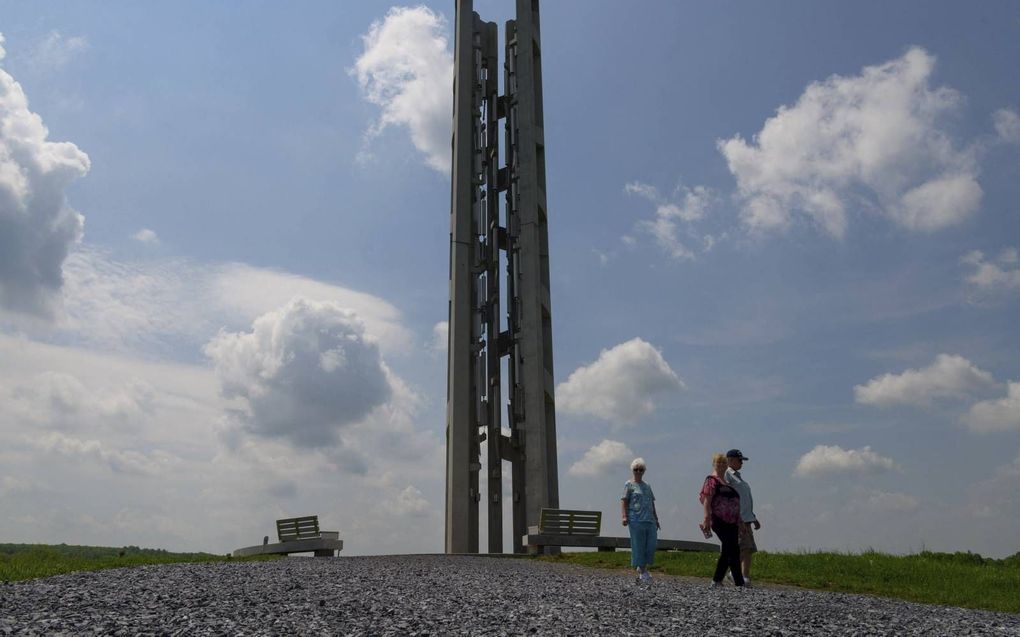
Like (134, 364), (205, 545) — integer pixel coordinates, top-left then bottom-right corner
(726, 449), (748, 461)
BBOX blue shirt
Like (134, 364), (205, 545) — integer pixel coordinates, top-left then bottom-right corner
(621, 480), (657, 524)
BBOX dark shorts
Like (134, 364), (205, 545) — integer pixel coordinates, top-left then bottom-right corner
(738, 523), (758, 553)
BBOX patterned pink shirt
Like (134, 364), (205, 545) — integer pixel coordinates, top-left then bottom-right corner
(699, 475), (741, 524)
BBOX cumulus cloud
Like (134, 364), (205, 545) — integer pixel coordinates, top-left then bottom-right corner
(7, 371), (153, 430)
(854, 354), (996, 407)
(962, 382), (1020, 433)
(132, 229), (159, 244)
(625, 181), (716, 260)
(568, 439), (634, 477)
(204, 298), (394, 451)
(352, 6), (453, 173)
(794, 445), (898, 476)
(993, 108), (1020, 144)
(719, 47), (980, 237)
(0, 33), (90, 315)
(0, 333), (443, 555)
(961, 249), (1020, 293)
(556, 338), (685, 424)
(31, 431), (175, 476)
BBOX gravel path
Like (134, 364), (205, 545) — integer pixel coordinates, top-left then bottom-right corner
(1, 555), (1017, 636)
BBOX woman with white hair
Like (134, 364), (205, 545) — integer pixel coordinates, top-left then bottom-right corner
(620, 457), (660, 584)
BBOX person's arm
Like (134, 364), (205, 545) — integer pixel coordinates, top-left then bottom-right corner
(700, 478), (714, 530)
(652, 500), (660, 530)
(702, 494), (712, 530)
(620, 497), (629, 526)
(753, 517), (761, 530)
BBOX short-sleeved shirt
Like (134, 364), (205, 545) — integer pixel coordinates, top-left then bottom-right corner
(621, 480), (657, 524)
(725, 468), (757, 523)
(699, 475), (740, 524)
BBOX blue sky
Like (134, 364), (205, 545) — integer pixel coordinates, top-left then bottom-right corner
(0, 1), (1018, 557)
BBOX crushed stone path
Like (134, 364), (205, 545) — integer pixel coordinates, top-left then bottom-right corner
(1, 555), (1018, 635)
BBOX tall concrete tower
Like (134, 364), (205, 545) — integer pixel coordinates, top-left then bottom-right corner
(446, 0), (558, 554)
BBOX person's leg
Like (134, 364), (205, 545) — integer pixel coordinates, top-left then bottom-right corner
(738, 523), (757, 581)
(714, 520), (743, 586)
(636, 523), (656, 581)
(724, 527), (744, 586)
(644, 523), (658, 570)
(629, 521), (643, 570)
(711, 517), (730, 583)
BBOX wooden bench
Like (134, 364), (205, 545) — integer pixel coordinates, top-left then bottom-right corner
(232, 515), (344, 558)
(523, 507), (718, 555)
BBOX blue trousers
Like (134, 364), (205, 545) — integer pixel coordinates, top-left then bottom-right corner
(628, 521), (657, 567)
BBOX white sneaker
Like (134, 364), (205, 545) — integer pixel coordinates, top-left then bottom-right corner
(641, 571), (652, 583)
(710, 581), (723, 589)
(743, 578), (752, 588)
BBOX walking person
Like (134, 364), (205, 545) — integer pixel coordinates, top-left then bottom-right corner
(700, 453), (745, 587)
(725, 449), (761, 587)
(621, 457), (660, 584)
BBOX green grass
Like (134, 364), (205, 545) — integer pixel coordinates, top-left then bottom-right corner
(544, 549), (1020, 614)
(0, 543), (277, 583)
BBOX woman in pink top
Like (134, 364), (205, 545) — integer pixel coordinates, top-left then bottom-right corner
(700, 452), (745, 587)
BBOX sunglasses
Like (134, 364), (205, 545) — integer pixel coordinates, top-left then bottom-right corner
(634, 468), (645, 473)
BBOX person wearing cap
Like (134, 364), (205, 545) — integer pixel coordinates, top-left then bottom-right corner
(724, 448), (761, 587)
(621, 457), (660, 585)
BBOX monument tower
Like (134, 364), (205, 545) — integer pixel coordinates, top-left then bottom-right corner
(446, 0), (558, 554)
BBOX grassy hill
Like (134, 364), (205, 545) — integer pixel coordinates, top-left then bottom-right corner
(0, 543), (270, 582)
(5, 543), (1018, 614)
(546, 549), (1020, 614)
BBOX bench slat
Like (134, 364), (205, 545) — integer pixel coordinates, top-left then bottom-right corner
(277, 515), (321, 542)
(538, 508), (602, 535)
(538, 507), (599, 517)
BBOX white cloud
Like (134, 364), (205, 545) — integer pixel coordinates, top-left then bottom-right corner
(132, 229), (159, 244)
(431, 320), (448, 352)
(625, 181), (714, 260)
(383, 485), (432, 518)
(857, 490), (919, 512)
(204, 297), (394, 453)
(556, 338), (685, 424)
(31, 431), (176, 476)
(794, 445), (898, 476)
(352, 7), (453, 173)
(0, 33), (90, 315)
(26, 31), (90, 71)
(993, 108), (1020, 144)
(7, 371), (153, 431)
(568, 439), (634, 477)
(962, 382), (1020, 433)
(0, 331), (444, 555)
(32, 247), (411, 358)
(961, 249), (1020, 292)
(854, 354), (996, 407)
(719, 47), (980, 237)
(897, 173), (983, 232)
